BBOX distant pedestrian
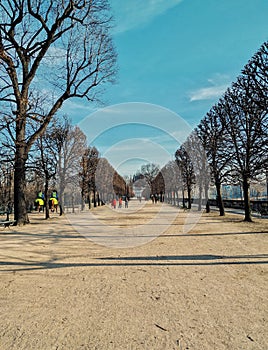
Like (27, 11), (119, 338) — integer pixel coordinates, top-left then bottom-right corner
(118, 197), (122, 208)
(112, 198), (116, 209)
(124, 197), (128, 208)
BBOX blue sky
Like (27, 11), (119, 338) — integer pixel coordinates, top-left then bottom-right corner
(63, 0), (268, 175)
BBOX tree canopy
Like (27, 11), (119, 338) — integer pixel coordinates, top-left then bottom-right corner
(0, 0), (117, 224)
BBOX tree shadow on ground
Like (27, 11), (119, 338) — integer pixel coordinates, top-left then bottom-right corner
(0, 253), (268, 273)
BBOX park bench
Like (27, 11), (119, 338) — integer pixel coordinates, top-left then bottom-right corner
(0, 210), (16, 228)
(0, 220), (16, 228)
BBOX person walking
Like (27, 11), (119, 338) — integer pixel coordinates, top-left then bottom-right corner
(124, 196), (128, 208)
(112, 198), (117, 209)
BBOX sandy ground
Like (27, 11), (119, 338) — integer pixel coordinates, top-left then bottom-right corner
(0, 200), (267, 350)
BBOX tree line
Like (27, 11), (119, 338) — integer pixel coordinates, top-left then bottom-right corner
(0, 0), (117, 224)
(0, 1), (267, 224)
(150, 41), (268, 222)
(0, 114), (128, 219)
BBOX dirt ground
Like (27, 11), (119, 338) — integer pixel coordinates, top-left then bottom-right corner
(0, 200), (267, 350)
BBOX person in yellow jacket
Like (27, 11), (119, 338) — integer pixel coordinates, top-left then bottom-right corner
(35, 197), (44, 212)
(49, 190), (59, 212)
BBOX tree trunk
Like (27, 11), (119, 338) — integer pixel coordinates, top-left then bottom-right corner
(72, 193), (75, 213)
(58, 153), (65, 210)
(173, 191), (176, 206)
(81, 191), (85, 211)
(93, 189), (97, 207)
(59, 184), (65, 211)
(14, 148), (29, 225)
(215, 180), (225, 216)
(182, 188), (186, 208)
(175, 190), (179, 207)
(242, 176), (252, 222)
(187, 186), (191, 209)
(205, 183), (210, 213)
(198, 185), (202, 211)
(44, 178), (50, 219)
(88, 193), (91, 209)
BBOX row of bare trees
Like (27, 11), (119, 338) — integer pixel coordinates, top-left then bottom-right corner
(31, 117), (87, 218)
(162, 41), (267, 222)
(0, 0), (117, 224)
(196, 41), (267, 221)
(0, 113), (127, 218)
(140, 41), (267, 222)
(80, 148), (127, 209)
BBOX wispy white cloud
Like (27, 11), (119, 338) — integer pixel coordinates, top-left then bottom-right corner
(189, 74), (231, 102)
(62, 99), (97, 114)
(189, 85), (228, 102)
(111, 0), (184, 34)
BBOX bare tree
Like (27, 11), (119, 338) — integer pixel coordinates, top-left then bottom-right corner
(221, 83), (267, 222)
(56, 119), (87, 209)
(190, 132), (210, 211)
(152, 170), (165, 202)
(196, 40), (267, 220)
(196, 106), (233, 216)
(94, 157), (114, 204)
(241, 41), (268, 112)
(140, 163), (160, 196)
(0, 0), (116, 224)
(34, 119), (70, 218)
(113, 171), (126, 198)
(80, 146), (99, 209)
(155, 161), (180, 205)
(35, 132), (58, 219)
(175, 145), (195, 209)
